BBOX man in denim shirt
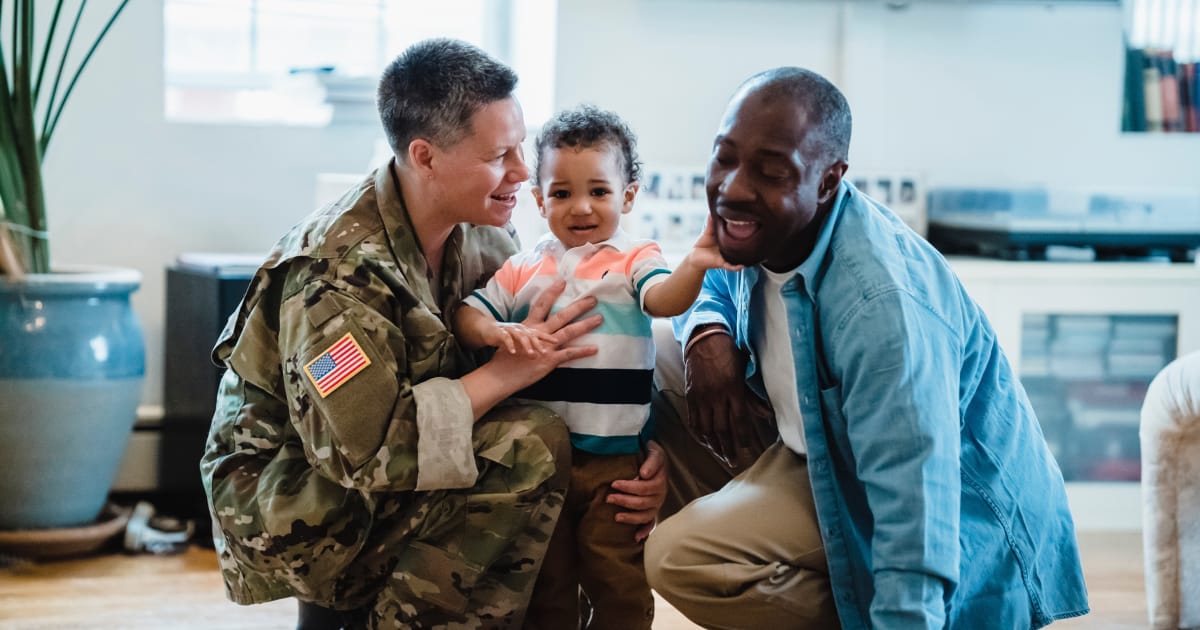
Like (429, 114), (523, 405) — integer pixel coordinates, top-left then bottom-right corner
(645, 67), (1089, 629)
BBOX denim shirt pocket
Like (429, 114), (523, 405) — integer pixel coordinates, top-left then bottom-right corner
(818, 383), (857, 476)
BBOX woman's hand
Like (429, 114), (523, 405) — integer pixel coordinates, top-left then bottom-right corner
(486, 279), (602, 385)
(462, 279), (602, 419)
(608, 440), (668, 542)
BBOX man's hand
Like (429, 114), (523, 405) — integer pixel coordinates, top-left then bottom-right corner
(685, 327), (772, 468)
(608, 440), (667, 542)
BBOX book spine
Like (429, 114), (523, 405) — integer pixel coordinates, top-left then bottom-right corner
(1159, 53), (1183, 132)
(1191, 62), (1200, 133)
(1142, 50), (1164, 132)
(1181, 62), (1198, 133)
(1122, 45), (1147, 132)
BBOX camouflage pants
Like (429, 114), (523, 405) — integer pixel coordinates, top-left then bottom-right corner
(342, 404), (570, 629)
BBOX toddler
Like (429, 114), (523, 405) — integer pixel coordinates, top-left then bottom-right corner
(454, 104), (737, 629)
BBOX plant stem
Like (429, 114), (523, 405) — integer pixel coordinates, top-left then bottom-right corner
(12, 0), (46, 272)
(41, 0), (84, 151)
(45, 0), (128, 151)
(33, 1), (65, 104)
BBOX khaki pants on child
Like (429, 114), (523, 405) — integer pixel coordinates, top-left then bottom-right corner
(525, 448), (654, 630)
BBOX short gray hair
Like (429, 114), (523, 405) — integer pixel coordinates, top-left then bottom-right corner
(741, 67), (852, 166)
(377, 38), (518, 158)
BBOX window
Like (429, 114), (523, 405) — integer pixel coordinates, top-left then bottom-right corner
(1121, 0), (1200, 132)
(164, 0), (557, 126)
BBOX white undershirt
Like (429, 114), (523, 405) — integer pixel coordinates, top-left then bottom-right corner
(751, 268), (807, 455)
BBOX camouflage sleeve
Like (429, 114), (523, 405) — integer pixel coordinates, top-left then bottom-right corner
(276, 269), (477, 492)
(412, 377), (477, 490)
(202, 369), (374, 605)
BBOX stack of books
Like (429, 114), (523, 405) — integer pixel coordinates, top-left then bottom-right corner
(1123, 45), (1200, 133)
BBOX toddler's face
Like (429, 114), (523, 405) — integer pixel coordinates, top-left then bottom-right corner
(532, 145), (637, 249)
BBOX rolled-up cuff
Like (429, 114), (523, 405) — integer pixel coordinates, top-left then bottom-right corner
(413, 377), (479, 491)
(678, 312), (732, 347)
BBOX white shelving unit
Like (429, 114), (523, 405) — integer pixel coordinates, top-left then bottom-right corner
(950, 257), (1200, 530)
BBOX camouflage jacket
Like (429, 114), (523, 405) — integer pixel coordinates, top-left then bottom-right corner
(200, 161), (517, 604)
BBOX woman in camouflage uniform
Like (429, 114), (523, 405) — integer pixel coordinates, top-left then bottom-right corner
(200, 39), (667, 629)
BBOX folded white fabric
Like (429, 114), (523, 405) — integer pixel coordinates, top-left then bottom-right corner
(1140, 350), (1200, 630)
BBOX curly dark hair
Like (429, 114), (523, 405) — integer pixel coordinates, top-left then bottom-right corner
(377, 38), (517, 159)
(532, 104), (642, 186)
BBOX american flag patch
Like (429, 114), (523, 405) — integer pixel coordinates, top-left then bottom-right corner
(303, 333), (372, 398)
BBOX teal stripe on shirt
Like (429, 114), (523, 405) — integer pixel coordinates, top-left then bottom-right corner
(468, 290), (505, 321)
(635, 268), (671, 304)
(570, 432), (643, 455)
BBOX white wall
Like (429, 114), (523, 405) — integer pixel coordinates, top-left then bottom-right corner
(555, 0), (1200, 191)
(42, 1), (383, 409)
(39, 0), (1200, 408)
(555, 0), (843, 167)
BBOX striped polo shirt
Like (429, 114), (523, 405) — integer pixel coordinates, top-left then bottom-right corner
(462, 230), (671, 455)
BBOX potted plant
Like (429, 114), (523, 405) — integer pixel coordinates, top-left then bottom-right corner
(0, 1), (139, 531)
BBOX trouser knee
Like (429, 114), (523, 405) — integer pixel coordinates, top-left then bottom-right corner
(525, 407), (572, 490)
(643, 516), (683, 598)
(475, 403), (571, 493)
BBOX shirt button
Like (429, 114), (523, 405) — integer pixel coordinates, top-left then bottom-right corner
(803, 395), (812, 406)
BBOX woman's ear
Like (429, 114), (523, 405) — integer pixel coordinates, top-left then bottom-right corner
(407, 139), (436, 179)
(622, 182), (640, 215)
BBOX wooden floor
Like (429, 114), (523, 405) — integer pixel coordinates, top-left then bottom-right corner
(0, 531), (1146, 629)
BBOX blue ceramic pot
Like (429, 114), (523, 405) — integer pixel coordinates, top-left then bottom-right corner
(0, 267), (145, 529)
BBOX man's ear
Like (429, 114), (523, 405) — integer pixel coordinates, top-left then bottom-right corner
(531, 187), (548, 218)
(818, 160), (849, 205)
(621, 182), (640, 215)
(407, 139), (436, 178)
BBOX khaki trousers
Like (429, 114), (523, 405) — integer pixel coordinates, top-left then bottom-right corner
(646, 320), (840, 629)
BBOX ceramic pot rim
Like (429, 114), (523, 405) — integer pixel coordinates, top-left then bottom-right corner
(0, 266), (142, 290)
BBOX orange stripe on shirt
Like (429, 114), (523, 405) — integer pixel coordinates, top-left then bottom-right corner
(626, 242), (666, 275)
(492, 256), (559, 294)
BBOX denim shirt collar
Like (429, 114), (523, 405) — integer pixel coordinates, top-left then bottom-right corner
(793, 179), (851, 302)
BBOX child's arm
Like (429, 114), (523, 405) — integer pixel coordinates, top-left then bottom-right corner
(454, 304), (499, 351)
(643, 216), (741, 318)
(454, 303), (555, 355)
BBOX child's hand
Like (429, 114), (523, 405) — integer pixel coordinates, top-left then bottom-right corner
(685, 215), (743, 272)
(483, 322), (556, 355)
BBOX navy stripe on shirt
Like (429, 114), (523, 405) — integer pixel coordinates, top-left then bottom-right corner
(516, 367), (653, 405)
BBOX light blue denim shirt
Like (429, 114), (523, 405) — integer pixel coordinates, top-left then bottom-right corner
(675, 182), (1089, 629)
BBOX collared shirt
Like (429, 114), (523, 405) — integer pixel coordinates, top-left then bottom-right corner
(464, 230), (670, 454)
(676, 181), (1089, 629)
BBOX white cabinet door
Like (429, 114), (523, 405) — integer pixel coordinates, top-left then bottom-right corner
(952, 258), (1200, 530)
